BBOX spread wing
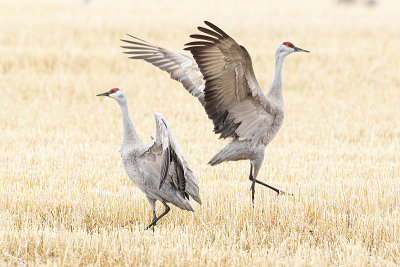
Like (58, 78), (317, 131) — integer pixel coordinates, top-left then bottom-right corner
(184, 21), (274, 140)
(121, 35), (205, 106)
(153, 113), (201, 204)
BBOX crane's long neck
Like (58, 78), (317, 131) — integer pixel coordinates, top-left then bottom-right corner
(268, 53), (286, 102)
(119, 101), (141, 146)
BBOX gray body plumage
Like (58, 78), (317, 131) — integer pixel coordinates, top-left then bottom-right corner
(99, 88), (201, 229)
(121, 138), (200, 212)
(121, 21), (308, 200)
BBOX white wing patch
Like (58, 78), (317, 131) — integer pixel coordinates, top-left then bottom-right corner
(121, 35), (206, 101)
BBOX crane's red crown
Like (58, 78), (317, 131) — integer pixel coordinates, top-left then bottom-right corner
(283, 42), (294, 48)
(109, 88), (119, 94)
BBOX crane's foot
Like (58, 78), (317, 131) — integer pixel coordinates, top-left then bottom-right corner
(275, 189), (293, 196)
(144, 220), (156, 231)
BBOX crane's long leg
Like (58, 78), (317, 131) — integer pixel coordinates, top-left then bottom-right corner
(249, 164), (288, 200)
(250, 168), (256, 205)
(152, 211), (157, 233)
(146, 197), (157, 232)
(144, 201), (170, 231)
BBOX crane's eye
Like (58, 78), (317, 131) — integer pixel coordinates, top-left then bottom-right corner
(283, 42), (294, 48)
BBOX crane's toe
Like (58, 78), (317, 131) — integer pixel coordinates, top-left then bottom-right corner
(278, 190), (293, 196)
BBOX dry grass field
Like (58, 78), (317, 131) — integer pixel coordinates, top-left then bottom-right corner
(1, 0), (400, 265)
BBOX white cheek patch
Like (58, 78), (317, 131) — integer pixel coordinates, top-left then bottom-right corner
(110, 93), (120, 99)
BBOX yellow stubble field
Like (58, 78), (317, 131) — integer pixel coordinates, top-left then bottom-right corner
(1, 0), (399, 265)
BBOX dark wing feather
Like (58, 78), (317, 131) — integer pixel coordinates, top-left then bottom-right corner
(159, 145), (186, 198)
(153, 114), (201, 204)
(184, 21), (272, 140)
(170, 148), (186, 196)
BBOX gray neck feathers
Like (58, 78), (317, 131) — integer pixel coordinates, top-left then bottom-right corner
(119, 101), (140, 146)
(268, 53), (286, 102)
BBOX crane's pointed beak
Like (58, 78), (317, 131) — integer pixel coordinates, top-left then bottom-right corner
(294, 46), (309, 53)
(97, 92), (110, 97)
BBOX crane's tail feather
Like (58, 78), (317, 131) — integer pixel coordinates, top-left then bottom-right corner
(208, 155), (223, 166)
(185, 171), (202, 205)
(182, 201), (195, 212)
(208, 141), (250, 166)
(208, 148), (230, 166)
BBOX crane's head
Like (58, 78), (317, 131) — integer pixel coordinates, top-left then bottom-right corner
(277, 42), (309, 57)
(97, 88), (127, 105)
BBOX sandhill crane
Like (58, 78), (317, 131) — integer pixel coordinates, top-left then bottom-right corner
(97, 88), (201, 230)
(121, 21), (309, 203)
